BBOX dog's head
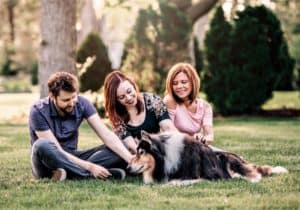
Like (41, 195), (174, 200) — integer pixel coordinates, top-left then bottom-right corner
(127, 131), (168, 183)
(127, 131), (157, 174)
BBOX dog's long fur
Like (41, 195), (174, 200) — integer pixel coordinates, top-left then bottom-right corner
(127, 131), (288, 184)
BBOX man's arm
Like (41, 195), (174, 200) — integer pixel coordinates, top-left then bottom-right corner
(87, 114), (134, 163)
(35, 130), (112, 179)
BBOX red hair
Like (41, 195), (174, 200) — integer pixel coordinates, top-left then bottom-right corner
(104, 71), (144, 127)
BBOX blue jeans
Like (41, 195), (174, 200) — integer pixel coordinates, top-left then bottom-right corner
(30, 139), (126, 179)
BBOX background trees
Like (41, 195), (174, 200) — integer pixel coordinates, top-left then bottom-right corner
(121, 1), (192, 93)
(0, 0), (298, 112)
(204, 5), (295, 115)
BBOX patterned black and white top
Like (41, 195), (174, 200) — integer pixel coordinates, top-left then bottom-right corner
(114, 92), (170, 140)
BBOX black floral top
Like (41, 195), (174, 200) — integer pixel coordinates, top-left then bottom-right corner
(114, 92), (170, 140)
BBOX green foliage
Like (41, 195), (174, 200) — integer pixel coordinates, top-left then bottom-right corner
(238, 6), (295, 90)
(204, 6), (233, 114)
(121, 0), (192, 93)
(204, 6), (296, 115)
(193, 37), (204, 77)
(290, 34), (300, 90)
(30, 62), (38, 85)
(1, 46), (18, 76)
(0, 79), (31, 93)
(76, 33), (112, 92)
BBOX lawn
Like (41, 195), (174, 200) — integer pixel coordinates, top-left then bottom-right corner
(0, 91), (299, 209)
(0, 117), (299, 210)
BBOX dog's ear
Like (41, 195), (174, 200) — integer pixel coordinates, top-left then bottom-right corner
(138, 140), (152, 152)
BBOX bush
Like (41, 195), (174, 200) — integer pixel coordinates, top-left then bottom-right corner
(0, 79), (31, 93)
(238, 6), (295, 90)
(31, 62), (38, 85)
(204, 6), (232, 114)
(193, 37), (204, 77)
(76, 33), (112, 92)
(204, 6), (295, 115)
(1, 47), (18, 76)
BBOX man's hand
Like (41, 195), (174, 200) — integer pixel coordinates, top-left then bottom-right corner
(124, 137), (138, 154)
(88, 163), (112, 179)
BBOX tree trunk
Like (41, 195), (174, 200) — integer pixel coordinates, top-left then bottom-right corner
(170, 0), (219, 24)
(39, 0), (77, 98)
(187, 0), (218, 23)
(77, 0), (97, 47)
(169, 0), (191, 10)
(7, 3), (15, 42)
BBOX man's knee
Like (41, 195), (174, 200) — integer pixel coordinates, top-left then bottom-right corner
(31, 139), (56, 155)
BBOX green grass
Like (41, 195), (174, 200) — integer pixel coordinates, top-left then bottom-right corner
(1, 118), (299, 210)
(262, 91), (300, 110)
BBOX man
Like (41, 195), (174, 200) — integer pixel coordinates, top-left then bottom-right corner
(29, 71), (134, 181)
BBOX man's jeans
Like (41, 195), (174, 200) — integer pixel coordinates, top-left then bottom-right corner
(30, 139), (126, 179)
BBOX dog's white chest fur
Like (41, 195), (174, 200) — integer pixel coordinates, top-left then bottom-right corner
(163, 132), (185, 174)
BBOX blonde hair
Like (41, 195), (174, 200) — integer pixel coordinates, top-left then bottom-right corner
(165, 62), (200, 104)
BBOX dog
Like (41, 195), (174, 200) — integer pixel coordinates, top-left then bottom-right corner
(127, 131), (288, 185)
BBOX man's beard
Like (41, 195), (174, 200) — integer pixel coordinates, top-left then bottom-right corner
(61, 106), (74, 115)
(56, 105), (74, 116)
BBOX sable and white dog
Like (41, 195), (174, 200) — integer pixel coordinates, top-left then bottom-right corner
(127, 131), (288, 185)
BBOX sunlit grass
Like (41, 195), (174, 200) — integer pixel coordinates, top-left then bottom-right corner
(0, 117), (299, 209)
(262, 91), (300, 109)
(0, 92), (299, 209)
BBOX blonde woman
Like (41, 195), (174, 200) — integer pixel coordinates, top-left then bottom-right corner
(164, 62), (214, 145)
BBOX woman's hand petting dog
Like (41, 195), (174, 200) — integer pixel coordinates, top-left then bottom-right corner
(193, 133), (207, 144)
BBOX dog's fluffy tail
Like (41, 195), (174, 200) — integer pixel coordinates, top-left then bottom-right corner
(257, 165), (288, 176)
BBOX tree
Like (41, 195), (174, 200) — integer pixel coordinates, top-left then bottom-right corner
(77, 33), (112, 92)
(122, 1), (192, 93)
(204, 5), (295, 115)
(39, 0), (77, 98)
(169, 0), (218, 24)
(193, 37), (204, 76)
(204, 6), (232, 114)
(5, 0), (18, 42)
(238, 6), (295, 90)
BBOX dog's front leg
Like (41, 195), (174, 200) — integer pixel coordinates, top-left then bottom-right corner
(143, 172), (154, 184)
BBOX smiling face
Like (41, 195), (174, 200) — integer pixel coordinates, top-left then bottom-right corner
(116, 80), (138, 108)
(172, 71), (192, 101)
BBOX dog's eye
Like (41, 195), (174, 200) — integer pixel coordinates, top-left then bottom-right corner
(138, 149), (145, 155)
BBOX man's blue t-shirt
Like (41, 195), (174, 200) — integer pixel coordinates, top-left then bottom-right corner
(29, 96), (97, 151)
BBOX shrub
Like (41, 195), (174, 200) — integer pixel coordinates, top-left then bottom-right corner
(238, 6), (295, 90)
(1, 47), (18, 76)
(203, 6), (232, 114)
(193, 37), (204, 77)
(204, 6), (295, 115)
(31, 62), (38, 85)
(76, 33), (112, 92)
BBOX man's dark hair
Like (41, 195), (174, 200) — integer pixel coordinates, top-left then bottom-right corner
(48, 71), (79, 97)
